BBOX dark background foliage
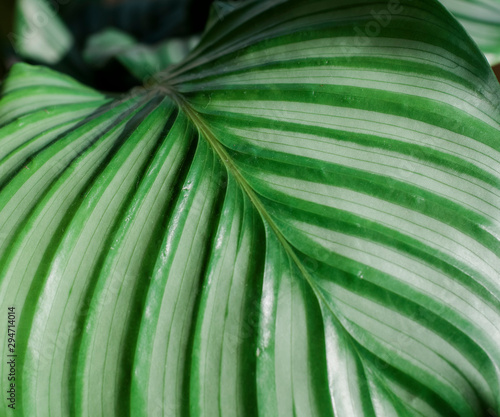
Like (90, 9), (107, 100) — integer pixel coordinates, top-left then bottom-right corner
(0, 0), (215, 88)
(0, 0), (15, 79)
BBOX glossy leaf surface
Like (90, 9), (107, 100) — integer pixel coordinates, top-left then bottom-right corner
(0, 1), (499, 416)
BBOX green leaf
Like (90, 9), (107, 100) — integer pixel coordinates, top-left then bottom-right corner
(1, 1), (500, 416)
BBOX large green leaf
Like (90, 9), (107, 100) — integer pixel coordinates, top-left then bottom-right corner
(0, 0), (499, 416)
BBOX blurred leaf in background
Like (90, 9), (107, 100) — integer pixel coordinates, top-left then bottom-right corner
(440, 0), (500, 66)
(2, 0), (214, 89)
(83, 28), (199, 83)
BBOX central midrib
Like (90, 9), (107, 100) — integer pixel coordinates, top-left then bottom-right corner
(169, 91), (358, 357)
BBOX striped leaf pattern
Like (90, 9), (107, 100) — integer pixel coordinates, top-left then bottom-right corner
(0, 1), (499, 416)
